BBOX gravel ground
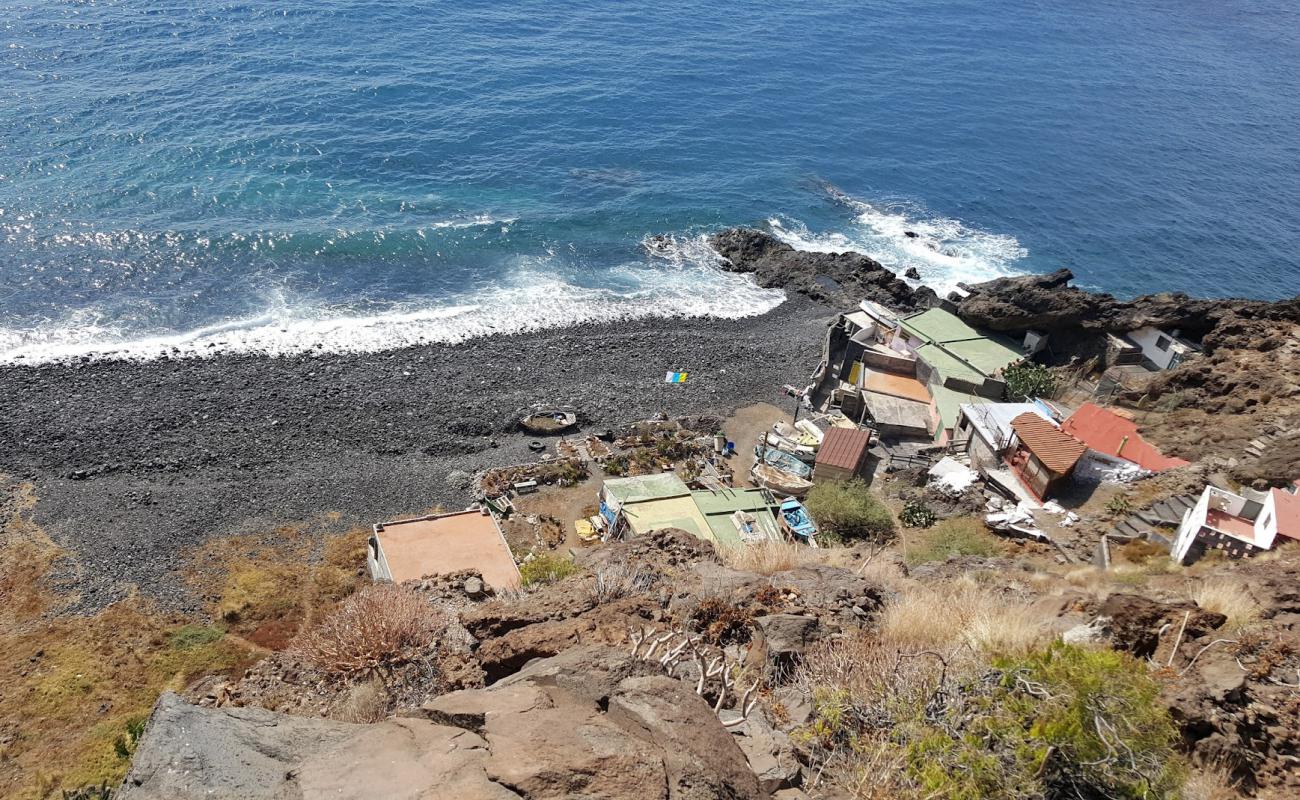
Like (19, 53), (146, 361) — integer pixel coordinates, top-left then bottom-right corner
(0, 296), (832, 612)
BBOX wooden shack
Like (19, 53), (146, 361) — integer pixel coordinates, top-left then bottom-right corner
(813, 427), (874, 482)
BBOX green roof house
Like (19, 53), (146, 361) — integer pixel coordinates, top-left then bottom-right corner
(893, 308), (1025, 441)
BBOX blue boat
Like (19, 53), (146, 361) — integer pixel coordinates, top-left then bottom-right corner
(755, 445), (812, 479)
(779, 498), (818, 544)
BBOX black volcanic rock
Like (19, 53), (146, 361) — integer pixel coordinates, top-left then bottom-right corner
(951, 269), (1300, 359)
(708, 228), (937, 311)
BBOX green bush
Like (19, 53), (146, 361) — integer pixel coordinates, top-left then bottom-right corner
(1105, 494), (1133, 518)
(905, 517), (998, 566)
(518, 551), (579, 587)
(805, 480), (895, 542)
(899, 500), (937, 529)
(796, 639), (1184, 800)
(907, 644), (1182, 799)
(1003, 362), (1056, 400)
(168, 624), (226, 651)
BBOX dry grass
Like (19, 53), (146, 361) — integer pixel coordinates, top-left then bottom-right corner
(294, 584), (448, 678)
(0, 485), (369, 798)
(1181, 764), (1243, 800)
(1191, 579), (1264, 631)
(328, 679), (390, 723)
(879, 580), (1046, 655)
(854, 554), (906, 589)
(588, 560), (653, 604)
(718, 539), (804, 575)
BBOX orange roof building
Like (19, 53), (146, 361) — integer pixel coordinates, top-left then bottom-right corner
(1060, 403), (1189, 473)
(1005, 412), (1086, 500)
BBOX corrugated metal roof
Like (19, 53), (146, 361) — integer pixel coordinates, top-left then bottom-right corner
(1010, 412), (1086, 474)
(960, 402), (1049, 447)
(815, 426), (873, 471)
(1060, 403), (1189, 472)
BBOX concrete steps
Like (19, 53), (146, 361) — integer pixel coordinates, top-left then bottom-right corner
(1109, 493), (1194, 550)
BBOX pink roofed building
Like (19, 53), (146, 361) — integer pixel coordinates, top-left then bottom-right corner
(1171, 481), (1300, 565)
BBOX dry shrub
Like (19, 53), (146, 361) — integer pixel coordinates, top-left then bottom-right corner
(588, 561), (654, 604)
(329, 679), (390, 723)
(854, 555), (906, 590)
(718, 539), (802, 575)
(880, 582), (1045, 655)
(690, 597), (753, 645)
(1181, 764), (1242, 800)
(1191, 579), (1263, 631)
(294, 584), (448, 678)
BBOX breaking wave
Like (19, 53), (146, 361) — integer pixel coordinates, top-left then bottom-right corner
(768, 186), (1028, 297)
(0, 236), (785, 365)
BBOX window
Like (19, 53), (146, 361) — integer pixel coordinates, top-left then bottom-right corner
(1155, 335), (1171, 352)
(1260, 513), (1272, 531)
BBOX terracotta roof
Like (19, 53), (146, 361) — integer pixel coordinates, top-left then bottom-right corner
(1010, 412), (1086, 474)
(1060, 403), (1189, 472)
(815, 427), (873, 471)
(1272, 483), (1300, 541)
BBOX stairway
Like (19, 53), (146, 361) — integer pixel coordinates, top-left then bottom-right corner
(1243, 424), (1298, 461)
(1109, 493), (1196, 548)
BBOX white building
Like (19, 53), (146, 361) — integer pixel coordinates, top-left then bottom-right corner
(1171, 483), (1300, 564)
(1125, 326), (1200, 371)
(954, 402), (1057, 472)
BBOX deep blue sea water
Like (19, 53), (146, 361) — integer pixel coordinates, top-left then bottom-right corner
(3, 1), (1299, 361)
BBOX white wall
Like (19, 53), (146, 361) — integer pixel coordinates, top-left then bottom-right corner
(1254, 491), (1280, 550)
(1127, 326), (1194, 370)
(1172, 486), (1212, 564)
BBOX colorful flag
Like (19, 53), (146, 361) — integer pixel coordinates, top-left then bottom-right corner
(664, 371), (688, 384)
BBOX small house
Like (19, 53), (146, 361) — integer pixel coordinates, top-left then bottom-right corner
(813, 426), (874, 482)
(1171, 482), (1300, 564)
(1061, 403), (1189, 474)
(954, 402), (1057, 472)
(368, 509), (521, 590)
(599, 473), (715, 542)
(1005, 412), (1086, 500)
(1124, 326), (1200, 371)
(690, 487), (782, 548)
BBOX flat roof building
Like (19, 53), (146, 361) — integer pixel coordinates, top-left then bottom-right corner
(368, 509), (520, 590)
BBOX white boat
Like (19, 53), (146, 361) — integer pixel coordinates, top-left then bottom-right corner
(764, 431), (817, 459)
(795, 419), (825, 444)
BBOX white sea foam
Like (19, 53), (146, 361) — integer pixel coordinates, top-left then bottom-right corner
(0, 239), (785, 365)
(768, 188), (1028, 297)
(425, 214), (518, 230)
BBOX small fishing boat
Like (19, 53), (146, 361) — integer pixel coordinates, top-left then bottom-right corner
(751, 463), (814, 497)
(773, 421), (819, 449)
(778, 498), (818, 545)
(519, 410), (577, 435)
(754, 445), (813, 478)
(794, 419), (825, 444)
(764, 431), (817, 460)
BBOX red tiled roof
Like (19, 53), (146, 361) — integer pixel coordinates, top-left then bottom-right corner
(815, 427), (873, 471)
(1272, 482), (1300, 541)
(1010, 412), (1086, 474)
(1060, 403), (1189, 472)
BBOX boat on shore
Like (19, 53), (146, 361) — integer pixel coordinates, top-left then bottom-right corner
(778, 497), (818, 545)
(751, 463), (814, 497)
(755, 445), (813, 478)
(519, 410), (578, 435)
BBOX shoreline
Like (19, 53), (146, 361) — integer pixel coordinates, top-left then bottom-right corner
(0, 295), (832, 613)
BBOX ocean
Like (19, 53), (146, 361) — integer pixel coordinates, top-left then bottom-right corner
(3, 0), (1298, 363)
